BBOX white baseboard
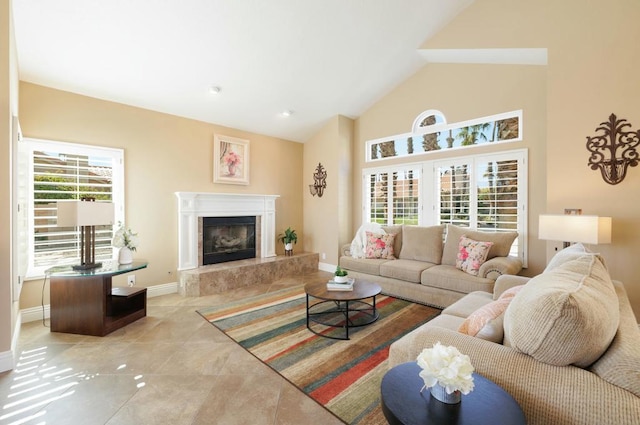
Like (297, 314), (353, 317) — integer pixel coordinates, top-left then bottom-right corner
(0, 314), (21, 373)
(318, 262), (337, 273)
(20, 304), (49, 324)
(20, 282), (179, 324)
(147, 282), (178, 298)
(0, 350), (14, 373)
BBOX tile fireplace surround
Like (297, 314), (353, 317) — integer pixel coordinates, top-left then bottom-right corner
(175, 192), (319, 297)
(175, 192), (279, 271)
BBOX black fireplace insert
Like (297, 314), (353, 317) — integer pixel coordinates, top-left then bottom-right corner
(202, 216), (256, 265)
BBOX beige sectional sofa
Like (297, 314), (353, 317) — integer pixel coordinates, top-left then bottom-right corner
(339, 224), (523, 308)
(388, 243), (640, 425)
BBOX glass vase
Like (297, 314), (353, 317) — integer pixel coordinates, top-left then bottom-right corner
(430, 385), (461, 404)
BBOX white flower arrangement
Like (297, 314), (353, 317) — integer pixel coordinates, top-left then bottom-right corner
(112, 223), (139, 251)
(417, 342), (475, 395)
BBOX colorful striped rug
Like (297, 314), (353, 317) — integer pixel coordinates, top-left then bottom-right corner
(197, 286), (440, 424)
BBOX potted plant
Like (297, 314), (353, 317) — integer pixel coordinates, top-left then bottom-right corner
(278, 227), (297, 256)
(334, 265), (349, 283)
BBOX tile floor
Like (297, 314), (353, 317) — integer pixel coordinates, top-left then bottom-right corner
(0, 271), (345, 425)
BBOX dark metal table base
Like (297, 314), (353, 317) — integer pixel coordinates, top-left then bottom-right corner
(306, 295), (379, 340)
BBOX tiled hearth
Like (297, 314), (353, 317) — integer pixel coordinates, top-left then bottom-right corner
(178, 252), (319, 296)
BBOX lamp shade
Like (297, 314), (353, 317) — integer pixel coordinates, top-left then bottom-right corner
(57, 201), (115, 226)
(538, 214), (612, 244)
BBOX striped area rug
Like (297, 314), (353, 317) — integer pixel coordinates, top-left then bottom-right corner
(198, 286), (440, 424)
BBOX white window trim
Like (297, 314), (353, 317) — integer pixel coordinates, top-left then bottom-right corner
(25, 138), (125, 278)
(361, 163), (423, 226)
(363, 149), (528, 267)
(366, 110), (523, 163)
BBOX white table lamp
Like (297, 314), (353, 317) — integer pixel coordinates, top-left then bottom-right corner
(57, 198), (115, 270)
(538, 214), (612, 248)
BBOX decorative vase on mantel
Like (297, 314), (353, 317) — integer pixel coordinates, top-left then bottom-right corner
(284, 242), (293, 256)
(429, 384), (461, 404)
(118, 246), (133, 265)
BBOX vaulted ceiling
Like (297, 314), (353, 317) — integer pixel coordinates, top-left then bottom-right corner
(12, 0), (475, 142)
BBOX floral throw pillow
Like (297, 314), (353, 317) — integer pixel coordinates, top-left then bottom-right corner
(364, 231), (396, 259)
(456, 236), (494, 276)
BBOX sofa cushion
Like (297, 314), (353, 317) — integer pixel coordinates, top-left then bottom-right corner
(458, 285), (524, 343)
(504, 248), (619, 367)
(441, 291), (494, 318)
(339, 256), (390, 276)
(365, 231), (396, 259)
(399, 225), (445, 264)
(422, 265), (494, 294)
(456, 236), (494, 276)
(380, 259), (435, 283)
(442, 224), (517, 266)
(382, 225), (403, 260)
(589, 280), (640, 397)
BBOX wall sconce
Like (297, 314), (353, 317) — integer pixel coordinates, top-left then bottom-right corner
(309, 162), (327, 197)
(586, 113), (639, 185)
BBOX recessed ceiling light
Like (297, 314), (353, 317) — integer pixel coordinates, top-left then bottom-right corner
(281, 110), (293, 117)
(209, 86), (221, 95)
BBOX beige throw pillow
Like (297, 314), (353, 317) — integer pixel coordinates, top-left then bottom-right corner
(504, 252), (619, 367)
(442, 224), (517, 266)
(398, 225), (445, 264)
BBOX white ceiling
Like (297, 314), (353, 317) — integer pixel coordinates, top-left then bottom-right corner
(12, 0), (475, 143)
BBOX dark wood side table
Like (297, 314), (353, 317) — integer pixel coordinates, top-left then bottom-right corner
(381, 362), (526, 425)
(48, 262), (148, 336)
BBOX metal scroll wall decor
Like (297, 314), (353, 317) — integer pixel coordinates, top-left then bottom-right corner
(586, 113), (639, 185)
(309, 162), (327, 197)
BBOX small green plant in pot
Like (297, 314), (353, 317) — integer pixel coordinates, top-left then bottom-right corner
(278, 227), (297, 256)
(334, 265), (349, 283)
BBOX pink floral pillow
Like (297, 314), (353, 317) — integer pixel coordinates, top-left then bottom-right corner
(364, 231), (396, 259)
(458, 285), (525, 342)
(456, 236), (494, 276)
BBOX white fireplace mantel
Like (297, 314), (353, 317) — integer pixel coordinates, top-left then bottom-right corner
(175, 192), (279, 270)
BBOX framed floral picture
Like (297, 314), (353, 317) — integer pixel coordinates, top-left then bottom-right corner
(213, 134), (250, 185)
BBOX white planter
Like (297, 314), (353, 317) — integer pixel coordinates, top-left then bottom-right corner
(285, 243), (293, 251)
(118, 247), (133, 265)
(334, 275), (348, 283)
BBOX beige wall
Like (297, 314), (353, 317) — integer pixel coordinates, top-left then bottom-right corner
(18, 82), (304, 309)
(410, 0), (640, 316)
(303, 115), (354, 268)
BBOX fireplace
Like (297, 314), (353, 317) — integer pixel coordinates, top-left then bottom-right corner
(202, 216), (256, 265)
(175, 192), (279, 271)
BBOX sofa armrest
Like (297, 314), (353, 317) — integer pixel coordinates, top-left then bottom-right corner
(478, 256), (522, 281)
(340, 243), (351, 257)
(389, 326), (640, 425)
(493, 274), (531, 300)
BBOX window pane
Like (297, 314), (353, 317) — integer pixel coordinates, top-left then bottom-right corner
(367, 110), (521, 162)
(476, 159), (520, 256)
(32, 149), (116, 270)
(392, 170), (419, 225)
(438, 164), (471, 227)
(368, 172), (388, 224)
(365, 167), (421, 226)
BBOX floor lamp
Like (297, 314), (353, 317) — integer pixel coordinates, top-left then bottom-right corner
(57, 198), (115, 270)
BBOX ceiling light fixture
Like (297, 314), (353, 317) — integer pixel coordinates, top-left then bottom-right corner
(209, 86), (221, 95)
(281, 110), (293, 117)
